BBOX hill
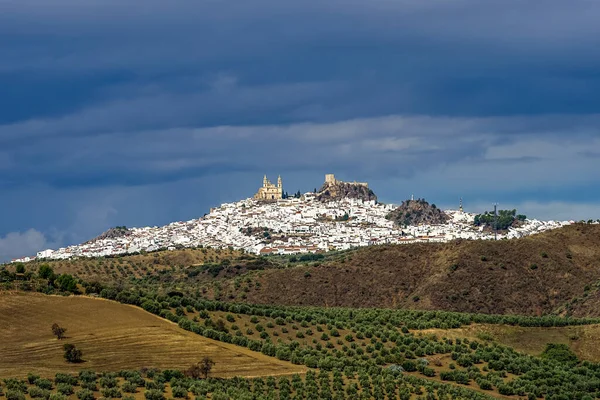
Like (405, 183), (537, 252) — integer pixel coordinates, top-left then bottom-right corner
(19, 247), (248, 284)
(215, 224), (600, 316)
(4, 272), (600, 398)
(316, 180), (377, 203)
(0, 292), (304, 378)
(386, 198), (449, 226)
(84, 226), (131, 244)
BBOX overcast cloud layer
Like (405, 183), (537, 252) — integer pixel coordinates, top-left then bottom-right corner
(1, 0), (600, 261)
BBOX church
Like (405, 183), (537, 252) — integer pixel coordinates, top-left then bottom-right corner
(254, 175), (283, 200)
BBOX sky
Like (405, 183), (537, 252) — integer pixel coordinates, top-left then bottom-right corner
(1, 0), (600, 262)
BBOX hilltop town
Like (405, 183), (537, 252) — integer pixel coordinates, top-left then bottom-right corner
(17, 174), (573, 262)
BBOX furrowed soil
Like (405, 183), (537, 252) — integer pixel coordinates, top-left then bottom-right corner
(0, 292), (305, 378)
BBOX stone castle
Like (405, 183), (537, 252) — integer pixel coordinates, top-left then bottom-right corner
(324, 174), (368, 188)
(254, 175), (283, 200)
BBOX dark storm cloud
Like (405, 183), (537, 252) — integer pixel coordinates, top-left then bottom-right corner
(1, 0), (600, 261)
(2, 0), (600, 123)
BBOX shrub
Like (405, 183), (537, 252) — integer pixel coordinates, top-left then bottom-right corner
(81, 381), (98, 391)
(122, 382), (138, 393)
(541, 343), (578, 364)
(79, 371), (97, 383)
(6, 390), (26, 400)
(39, 264), (55, 279)
(49, 394), (68, 400)
(51, 323), (67, 340)
(57, 384), (74, 396)
(101, 387), (122, 398)
(145, 381), (164, 392)
(478, 380), (493, 390)
(55, 274), (78, 293)
(171, 386), (188, 399)
(144, 390), (165, 400)
(457, 355), (473, 368)
(28, 387), (50, 399)
(54, 374), (77, 386)
(498, 385), (515, 396)
(455, 372), (470, 385)
(100, 376), (118, 388)
(76, 389), (95, 400)
(27, 374), (41, 385)
(401, 361), (417, 372)
(35, 379), (54, 390)
(63, 344), (83, 363)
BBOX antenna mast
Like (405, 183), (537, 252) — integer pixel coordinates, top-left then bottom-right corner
(493, 203), (498, 240)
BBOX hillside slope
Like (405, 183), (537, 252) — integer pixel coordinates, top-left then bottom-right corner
(316, 181), (377, 202)
(386, 198), (449, 226)
(221, 224), (600, 316)
(0, 292), (304, 378)
(20, 247), (247, 284)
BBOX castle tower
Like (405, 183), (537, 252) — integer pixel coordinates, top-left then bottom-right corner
(277, 175), (282, 188)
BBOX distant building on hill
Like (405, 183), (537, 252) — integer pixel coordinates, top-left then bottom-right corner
(324, 173), (368, 187)
(254, 175), (283, 200)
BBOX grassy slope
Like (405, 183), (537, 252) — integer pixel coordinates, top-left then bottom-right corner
(219, 224), (600, 316)
(417, 323), (600, 362)
(0, 292), (305, 379)
(23, 247), (245, 283)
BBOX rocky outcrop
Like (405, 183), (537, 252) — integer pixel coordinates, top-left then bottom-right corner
(316, 181), (377, 203)
(86, 226), (130, 244)
(386, 199), (449, 226)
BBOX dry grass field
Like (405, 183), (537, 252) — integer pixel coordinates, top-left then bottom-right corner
(418, 323), (600, 362)
(0, 292), (305, 379)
